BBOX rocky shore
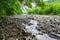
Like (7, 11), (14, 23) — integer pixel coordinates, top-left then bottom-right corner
(0, 15), (60, 40)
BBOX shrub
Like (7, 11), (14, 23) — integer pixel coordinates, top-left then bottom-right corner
(40, 4), (53, 15)
(27, 4), (53, 15)
(27, 7), (42, 14)
(52, 3), (60, 15)
(27, 3), (60, 15)
(0, 0), (22, 16)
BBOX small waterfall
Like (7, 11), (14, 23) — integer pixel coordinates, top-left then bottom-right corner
(22, 19), (57, 40)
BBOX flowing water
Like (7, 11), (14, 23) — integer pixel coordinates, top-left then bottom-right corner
(22, 19), (57, 40)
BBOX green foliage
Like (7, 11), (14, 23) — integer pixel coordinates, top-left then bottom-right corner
(24, 0), (32, 8)
(40, 4), (52, 15)
(52, 3), (60, 15)
(0, 0), (22, 16)
(0, 0), (60, 16)
(35, 0), (43, 6)
(19, 0), (44, 8)
(27, 3), (60, 15)
(0, 0), (45, 16)
(27, 7), (42, 14)
(19, 0), (23, 4)
(47, 0), (60, 3)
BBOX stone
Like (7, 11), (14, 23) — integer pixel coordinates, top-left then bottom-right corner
(0, 15), (60, 40)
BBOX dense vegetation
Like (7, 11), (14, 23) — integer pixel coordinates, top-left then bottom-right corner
(47, 0), (60, 3)
(0, 0), (60, 16)
(0, 0), (22, 16)
(28, 3), (60, 15)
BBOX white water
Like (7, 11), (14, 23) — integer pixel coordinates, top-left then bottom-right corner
(22, 19), (57, 40)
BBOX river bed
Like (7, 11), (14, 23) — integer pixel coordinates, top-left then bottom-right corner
(22, 19), (58, 40)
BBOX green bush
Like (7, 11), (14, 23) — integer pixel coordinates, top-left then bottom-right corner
(52, 3), (60, 15)
(27, 3), (60, 15)
(0, 0), (22, 16)
(0, 0), (60, 16)
(40, 4), (53, 15)
(27, 4), (52, 15)
(27, 7), (42, 14)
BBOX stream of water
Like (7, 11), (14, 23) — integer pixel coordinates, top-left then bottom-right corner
(22, 19), (57, 40)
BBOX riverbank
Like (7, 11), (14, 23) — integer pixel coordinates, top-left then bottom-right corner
(0, 15), (60, 40)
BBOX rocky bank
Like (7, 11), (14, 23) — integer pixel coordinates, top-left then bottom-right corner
(0, 15), (60, 40)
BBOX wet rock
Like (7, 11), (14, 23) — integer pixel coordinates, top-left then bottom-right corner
(0, 15), (60, 40)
